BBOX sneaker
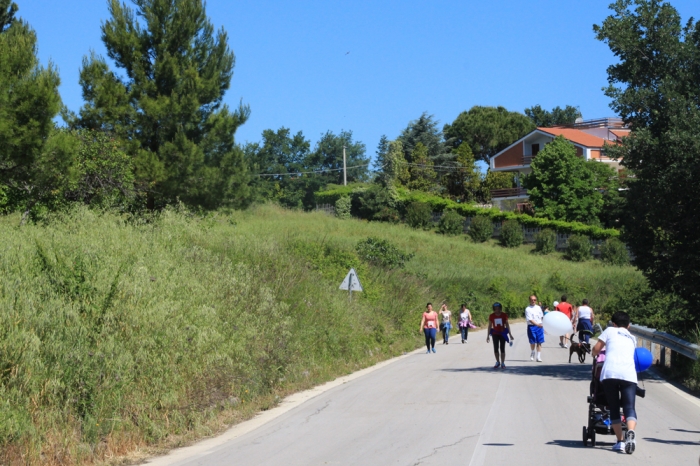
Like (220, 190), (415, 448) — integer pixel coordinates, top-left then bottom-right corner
(559, 342), (564, 348)
(625, 430), (636, 454)
(461, 339), (465, 344)
(501, 363), (506, 369)
(530, 352), (535, 361)
(565, 343), (569, 348)
(612, 441), (625, 452)
(493, 362), (501, 369)
(431, 348), (436, 353)
(536, 356), (542, 362)
(426, 350), (431, 354)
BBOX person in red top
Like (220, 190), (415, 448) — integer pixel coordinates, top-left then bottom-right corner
(419, 303), (439, 353)
(486, 302), (514, 369)
(555, 295), (574, 348)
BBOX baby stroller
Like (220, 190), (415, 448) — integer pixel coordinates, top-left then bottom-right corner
(582, 350), (628, 447)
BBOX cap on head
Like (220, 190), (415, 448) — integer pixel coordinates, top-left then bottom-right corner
(492, 302), (502, 309)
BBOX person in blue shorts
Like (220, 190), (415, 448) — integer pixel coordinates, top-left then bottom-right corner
(525, 295), (544, 362)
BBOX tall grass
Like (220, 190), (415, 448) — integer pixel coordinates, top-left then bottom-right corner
(0, 204), (644, 463)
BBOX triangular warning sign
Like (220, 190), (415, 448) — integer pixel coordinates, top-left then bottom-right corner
(339, 268), (363, 292)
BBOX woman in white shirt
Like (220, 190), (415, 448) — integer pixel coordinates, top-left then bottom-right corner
(591, 311), (638, 455)
(576, 298), (595, 344)
(458, 304), (472, 344)
(439, 303), (452, 344)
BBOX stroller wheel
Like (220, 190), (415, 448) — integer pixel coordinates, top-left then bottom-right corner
(582, 426), (589, 447)
(590, 429), (596, 447)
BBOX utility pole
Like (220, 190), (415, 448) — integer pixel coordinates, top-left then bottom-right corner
(343, 145), (347, 186)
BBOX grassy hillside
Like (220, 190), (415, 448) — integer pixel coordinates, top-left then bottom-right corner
(0, 204), (643, 464)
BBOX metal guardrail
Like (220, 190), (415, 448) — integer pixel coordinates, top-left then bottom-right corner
(605, 321), (700, 363)
(626, 324), (700, 361)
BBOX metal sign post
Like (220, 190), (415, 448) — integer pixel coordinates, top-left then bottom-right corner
(339, 268), (363, 301)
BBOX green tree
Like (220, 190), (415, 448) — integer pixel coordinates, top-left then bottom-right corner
(397, 112), (449, 164)
(586, 159), (623, 228)
(443, 106), (535, 163)
(406, 143), (436, 191)
(0, 0), (75, 216)
(523, 136), (602, 222)
(63, 130), (135, 207)
(377, 140), (409, 188)
(306, 130), (369, 185)
(524, 105), (582, 127)
(372, 135), (389, 173)
(245, 127), (311, 205)
(595, 0), (700, 305)
(71, 0), (250, 209)
(442, 143), (482, 202)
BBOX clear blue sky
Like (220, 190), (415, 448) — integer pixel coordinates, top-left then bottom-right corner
(19, 0), (699, 162)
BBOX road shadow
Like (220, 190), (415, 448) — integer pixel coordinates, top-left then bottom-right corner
(643, 437), (700, 446)
(546, 439), (615, 449)
(441, 363), (591, 381)
(482, 443), (514, 446)
(671, 428), (700, 434)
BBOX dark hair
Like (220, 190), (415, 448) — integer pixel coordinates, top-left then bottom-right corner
(461, 303), (467, 308)
(582, 298), (589, 305)
(426, 302), (432, 308)
(611, 311), (630, 328)
(561, 295), (567, 302)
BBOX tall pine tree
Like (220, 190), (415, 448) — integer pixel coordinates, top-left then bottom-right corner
(71, 0), (250, 209)
(0, 0), (74, 215)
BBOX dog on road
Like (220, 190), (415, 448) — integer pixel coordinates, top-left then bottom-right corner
(569, 336), (591, 363)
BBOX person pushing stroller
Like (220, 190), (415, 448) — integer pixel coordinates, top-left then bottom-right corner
(591, 311), (639, 454)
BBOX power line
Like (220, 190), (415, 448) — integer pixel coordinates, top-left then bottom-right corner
(254, 163), (370, 177)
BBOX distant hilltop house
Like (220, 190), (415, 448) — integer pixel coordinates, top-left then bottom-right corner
(488, 117), (629, 209)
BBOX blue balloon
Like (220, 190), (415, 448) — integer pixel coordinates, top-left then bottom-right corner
(634, 347), (653, 372)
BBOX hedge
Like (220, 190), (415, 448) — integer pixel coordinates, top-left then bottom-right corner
(314, 187), (620, 240)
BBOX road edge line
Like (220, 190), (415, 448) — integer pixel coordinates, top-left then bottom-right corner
(144, 346), (427, 465)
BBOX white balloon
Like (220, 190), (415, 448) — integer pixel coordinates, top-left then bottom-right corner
(543, 311), (572, 336)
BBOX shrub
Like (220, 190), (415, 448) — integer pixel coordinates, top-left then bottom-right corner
(335, 196), (351, 219)
(499, 219), (524, 248)
(600, 237), (629, 266)
(405, 202), (432, 230)
(535, 228), (557, 254)
(567, 234), (592, 261)
(468, 215), (494, 243)
(437, 210), (464, 236)
(356, 237), (414, 269)
(373, 206), (401, 223)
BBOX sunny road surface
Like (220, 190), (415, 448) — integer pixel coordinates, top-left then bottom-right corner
(147, 323), (700, 465)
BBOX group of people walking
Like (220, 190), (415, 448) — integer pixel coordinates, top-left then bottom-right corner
(418, 296), (639, 455)
(419, 302), (473, 352)
(549, 295), (596, 347)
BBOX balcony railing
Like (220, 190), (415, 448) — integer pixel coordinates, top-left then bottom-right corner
(490, 188), (528, 198)
(522, 155), (534, 165)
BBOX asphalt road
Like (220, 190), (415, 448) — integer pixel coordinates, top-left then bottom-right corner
(149, 323), (700, 465)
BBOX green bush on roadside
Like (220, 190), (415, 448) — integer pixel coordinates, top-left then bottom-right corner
(600, 237), (629, 266)
(468, 215), (494, 243)
(535, 228), (557, 254)
(499, 219), (523, 248)
(567, 234), (592, 261)
(356, 237), (414, 269)
(405, 202), (432, 230)
(437, 210), (464, 236)
(335, 196), (351, 219)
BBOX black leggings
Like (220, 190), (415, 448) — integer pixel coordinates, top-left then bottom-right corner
(602, 378), (638, 425)
(492, 335), (506, 355)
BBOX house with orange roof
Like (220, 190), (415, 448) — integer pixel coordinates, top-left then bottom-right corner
(488, 117), (628, 207)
